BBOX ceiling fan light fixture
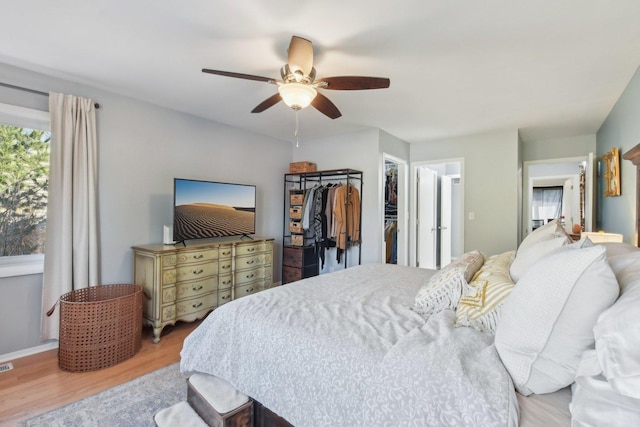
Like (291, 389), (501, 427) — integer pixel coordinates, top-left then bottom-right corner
(278, 83), (317, 110)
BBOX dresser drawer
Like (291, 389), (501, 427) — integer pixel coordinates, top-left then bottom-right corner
(162, 304), (176, 322)
(176, 277), (217, 300)
(235, 283), (262, 299)
(162, 254), (177, 268)
(218, 288), (232, 306)
(235, 253), (267, 270)
(176, 261), (218, 282)
(176, 293), (217, 317)
(235, 242), (266, 256)
(162, 285), (177, 303)
(218, 258), (233, 275)
(177, 249), (218, 265)
(235, 267), (267, 286)
(162, 269), (177, 285)
(218, 274), (233, 290)
(219, 245), (233, 259)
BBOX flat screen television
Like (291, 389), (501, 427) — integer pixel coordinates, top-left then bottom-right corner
(173, 178), (256, 243)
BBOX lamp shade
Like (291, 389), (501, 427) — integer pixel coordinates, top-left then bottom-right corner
(278, 83), (317, 110)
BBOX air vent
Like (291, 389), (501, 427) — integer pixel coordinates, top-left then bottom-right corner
(0, 362), (14, 373)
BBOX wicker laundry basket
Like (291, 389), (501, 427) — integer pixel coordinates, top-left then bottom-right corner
(50, 284), (143, 372)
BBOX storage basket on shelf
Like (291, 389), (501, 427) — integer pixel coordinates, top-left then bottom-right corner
(48, 284), (144, 372)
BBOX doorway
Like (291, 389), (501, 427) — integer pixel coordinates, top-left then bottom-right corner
(412, 159), (464, 269)
(523, 155), (594, 239)
(382, 154), (408, 265)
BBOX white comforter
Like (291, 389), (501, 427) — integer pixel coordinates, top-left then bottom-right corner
(180, 264), (518, 426)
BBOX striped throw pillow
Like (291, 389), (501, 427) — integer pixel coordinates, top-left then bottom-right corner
(456, 250), (515, 333)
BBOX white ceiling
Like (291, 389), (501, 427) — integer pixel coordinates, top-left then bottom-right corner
(2, 1), (640, 144)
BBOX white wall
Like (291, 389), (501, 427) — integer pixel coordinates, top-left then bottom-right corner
(291, 129), (410, 269)
(292, 128), (380, 268)
(597, 65), (640, 244)
(410, 130), (520, 256)
(0, 62), (291, 355)
(521, 134), (596, 162)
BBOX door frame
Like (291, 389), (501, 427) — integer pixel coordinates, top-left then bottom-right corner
(522, 155), (593, 240)
(410, 158), (465, 268)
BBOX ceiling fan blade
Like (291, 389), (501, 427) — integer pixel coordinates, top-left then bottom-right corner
(251, 93), (282, 113)
(318, 76), (390, 90)
(287, 36), (314, 77)
(202, 69), (277, 84)
(311, 93), (342, 119)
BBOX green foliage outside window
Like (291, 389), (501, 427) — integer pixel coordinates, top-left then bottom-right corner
(0, 124), (50, 256)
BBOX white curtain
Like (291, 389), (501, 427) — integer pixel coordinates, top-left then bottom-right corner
(41, 92), (101, 341)
(531, 186), (563, 223)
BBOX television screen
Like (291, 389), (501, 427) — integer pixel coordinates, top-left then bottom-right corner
(173, 178), (256, 243)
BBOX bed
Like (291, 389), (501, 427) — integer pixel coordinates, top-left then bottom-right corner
(181, 148), (640, 426)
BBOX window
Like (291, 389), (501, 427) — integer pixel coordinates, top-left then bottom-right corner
(531, 186), (563, 226)
(0, 103), (50, 277)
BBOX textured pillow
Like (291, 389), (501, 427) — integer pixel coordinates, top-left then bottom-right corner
(413, 251), (484, 319)
(445, 250), (485, 282)
(509, 235), (571, 282)
(495, 244), (619, 395)
(455, 250), (515, 333)
(593, 249), (640, 398)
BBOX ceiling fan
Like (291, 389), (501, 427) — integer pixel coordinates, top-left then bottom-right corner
(202, 36), (390, 119)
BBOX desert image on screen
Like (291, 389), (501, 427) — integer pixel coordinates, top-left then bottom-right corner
(174, 180), (255, 241)
(174, 203), (254, 239)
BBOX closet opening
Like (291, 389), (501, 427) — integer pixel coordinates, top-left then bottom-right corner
(382, 154), (407, 265)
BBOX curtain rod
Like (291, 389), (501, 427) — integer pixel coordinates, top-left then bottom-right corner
(0, 81), (100, 109)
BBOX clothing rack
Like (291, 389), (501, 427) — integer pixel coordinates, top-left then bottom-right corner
(283, 168), (363, 276)
(0, 81), (100, 109)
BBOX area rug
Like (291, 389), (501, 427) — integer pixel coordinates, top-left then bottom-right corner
(19, 362), (187, 426)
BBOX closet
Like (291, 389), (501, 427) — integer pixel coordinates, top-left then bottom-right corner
(384, 161), (398, 264)
(283, 169), (363, 284)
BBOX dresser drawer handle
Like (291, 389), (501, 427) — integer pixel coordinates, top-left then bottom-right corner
(247, 248), (255, 252)
(192, 302), (203, 308)
(193, 269), (204, 275)
(221, 265), (230, 269)
(192, 285), (203, 291)
(193, 254), (204, 260)
(246, 273), (255, 279)
(222, 251), (231, 256)
(245, 288), (254, 293)
(246, 260), (255, 265)
(222, 280), (231, 285)
(221, 295), (230, 300)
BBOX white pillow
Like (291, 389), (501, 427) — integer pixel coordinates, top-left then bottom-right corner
(594, 250), (640, 398)
(509, 235), (570, 282)
(495, 244), (619, 395)
(518, 219), (567, 252)
(570, 349), (640, 425)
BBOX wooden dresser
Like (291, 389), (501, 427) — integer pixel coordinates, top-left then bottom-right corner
(132, 237), (274, 342)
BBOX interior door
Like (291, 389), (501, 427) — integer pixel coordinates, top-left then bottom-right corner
(440, 175), (452, 267)
(417, 167), (437, 269)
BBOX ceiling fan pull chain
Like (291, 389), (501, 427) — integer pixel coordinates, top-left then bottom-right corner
(295, 109), (300, 148)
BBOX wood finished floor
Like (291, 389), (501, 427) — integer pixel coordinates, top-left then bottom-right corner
(0, 321), (200, 427)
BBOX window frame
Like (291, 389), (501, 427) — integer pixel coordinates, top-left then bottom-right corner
(0, 102), (50, 278)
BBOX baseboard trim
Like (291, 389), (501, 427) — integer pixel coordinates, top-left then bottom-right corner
(0, 340), (58, 363)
